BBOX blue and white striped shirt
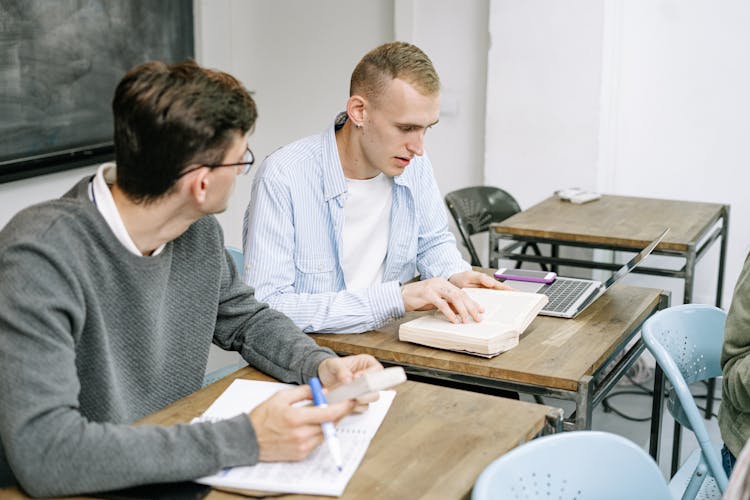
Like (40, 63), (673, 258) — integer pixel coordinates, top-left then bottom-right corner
(242, 114), (470, 333)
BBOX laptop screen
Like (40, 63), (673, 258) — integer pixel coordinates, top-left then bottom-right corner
(601, 228), (670, 290)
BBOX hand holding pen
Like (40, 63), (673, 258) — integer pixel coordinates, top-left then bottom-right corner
(309, 377), (344, 472)
(248, 383), (354, 463)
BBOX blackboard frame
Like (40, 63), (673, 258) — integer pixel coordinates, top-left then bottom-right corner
(0, 0), (194, 184)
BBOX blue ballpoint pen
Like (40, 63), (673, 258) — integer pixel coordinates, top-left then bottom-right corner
(309, 377), (344, 472)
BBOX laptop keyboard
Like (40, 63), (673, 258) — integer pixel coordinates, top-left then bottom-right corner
(543, 279), (593, 313)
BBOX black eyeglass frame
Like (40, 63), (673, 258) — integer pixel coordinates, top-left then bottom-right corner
(176, 146), (255, 179)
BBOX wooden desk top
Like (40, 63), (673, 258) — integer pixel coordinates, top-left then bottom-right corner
(1, 367), (556, 500)
(490, 194), (726, 252)
(313, 284), (664, 392)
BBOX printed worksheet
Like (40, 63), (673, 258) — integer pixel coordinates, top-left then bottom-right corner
(193, 379), (395, 496)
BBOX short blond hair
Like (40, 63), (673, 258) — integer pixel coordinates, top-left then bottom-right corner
(350, 42), (440, 102)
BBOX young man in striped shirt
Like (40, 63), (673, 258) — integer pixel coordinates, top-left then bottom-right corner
(244, 42), (509, 334)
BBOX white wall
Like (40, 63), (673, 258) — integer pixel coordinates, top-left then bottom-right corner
(0, 165), (97, 229)
(485, 1), (604, 209)
(485, 0), (750, 306)
(396, 0), (489, 195)
(604, 0), (750, 306)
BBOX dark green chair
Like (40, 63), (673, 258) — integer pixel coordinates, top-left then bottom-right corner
(444, 186), (547, 270)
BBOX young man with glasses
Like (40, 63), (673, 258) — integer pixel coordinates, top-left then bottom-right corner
(243, 42), (509, 334)
(0, 60), (381, 497)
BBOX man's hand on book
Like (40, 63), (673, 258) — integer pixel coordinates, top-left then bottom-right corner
(448, 270), (514, 292)
(402, 277), (485, 324)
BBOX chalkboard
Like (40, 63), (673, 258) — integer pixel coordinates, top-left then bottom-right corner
(0, 0), (194, 183)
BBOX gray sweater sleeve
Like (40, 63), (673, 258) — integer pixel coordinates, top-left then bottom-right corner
(211, 248), (337, 383)
(0, 240), (259, 497)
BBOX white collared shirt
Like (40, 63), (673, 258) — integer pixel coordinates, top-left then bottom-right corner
(89, 163), (165, 256)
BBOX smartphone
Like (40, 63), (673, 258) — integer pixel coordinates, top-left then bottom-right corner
(494, 268), (557, 284)
(325, 367), (407, 404)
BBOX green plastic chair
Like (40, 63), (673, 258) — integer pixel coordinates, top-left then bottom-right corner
(444, 186), (547, 269)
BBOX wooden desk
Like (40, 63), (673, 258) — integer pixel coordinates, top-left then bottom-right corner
(487, 193), (729, 461)
(488, 194), (728, 307)
(313, 284), (669, 461)
(1, 367), (561, 500)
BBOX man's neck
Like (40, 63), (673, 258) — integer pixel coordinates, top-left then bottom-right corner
(110, 184), (199, 256)
(335, 120), (379, 180)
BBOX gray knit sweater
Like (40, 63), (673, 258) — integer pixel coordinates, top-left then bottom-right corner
(0, 177), (335, 497)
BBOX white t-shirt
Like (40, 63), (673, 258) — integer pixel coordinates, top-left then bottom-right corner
(341, 173), (393, 290)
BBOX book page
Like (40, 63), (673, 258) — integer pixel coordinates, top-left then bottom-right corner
(193, 379), (395, 497)
(402, 315), (506, 339)
(433, 289), (545, 330)
(398, 289), (547, 355)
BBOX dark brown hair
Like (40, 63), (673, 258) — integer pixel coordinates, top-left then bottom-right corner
(112, 60), (257, 203)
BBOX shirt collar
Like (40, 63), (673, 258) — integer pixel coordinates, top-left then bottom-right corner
(90, 163), (166, 256)
(320, 113), (350, 202)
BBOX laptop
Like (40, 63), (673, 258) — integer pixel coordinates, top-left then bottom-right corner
(506, 228), (669, 318)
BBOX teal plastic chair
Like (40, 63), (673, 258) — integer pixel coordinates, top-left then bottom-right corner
(201, 246), (248, 388)
(472, 431), (671, 499)
(642, 304), (728, 499)
(225, 246), (245, 279)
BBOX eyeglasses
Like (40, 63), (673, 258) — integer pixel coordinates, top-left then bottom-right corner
(177, 146), (255, 179)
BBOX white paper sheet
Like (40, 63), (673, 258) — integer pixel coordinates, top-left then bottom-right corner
(193, 379), (395, 497)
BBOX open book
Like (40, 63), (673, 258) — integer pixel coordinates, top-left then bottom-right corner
(398, 288), (548, 357)
(193, 379), (395, 497)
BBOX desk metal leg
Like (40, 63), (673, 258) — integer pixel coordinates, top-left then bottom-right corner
(717, 206), (730, 309)
(650, 364), (665, 462)
(671, 422), (683, 477)
(543, 408), (565, 435)
(551, 244), (559, 274)
(575, 375), (594, 430)
(702, 208), (729, 420)
(705, 379), (717, 419)
(684, 249), (696, 305)
(705, 208), (730, 419)
(488, 230), (498, 269)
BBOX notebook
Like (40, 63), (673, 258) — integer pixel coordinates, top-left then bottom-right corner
(192, 379), (395, 497)
(505, 228), (669, 318)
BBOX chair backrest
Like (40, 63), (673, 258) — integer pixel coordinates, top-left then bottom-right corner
(225, 246), (245, 279)
(642, 304), (729, 492)
(444, 186), (522, 267)
(472, 431), (671, 500)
